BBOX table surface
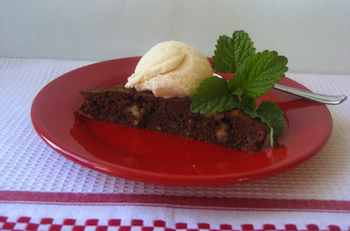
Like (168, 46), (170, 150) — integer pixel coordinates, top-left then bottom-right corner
(0, 58), (349, 230)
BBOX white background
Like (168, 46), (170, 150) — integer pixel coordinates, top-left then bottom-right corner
(0, 0), (349, 74)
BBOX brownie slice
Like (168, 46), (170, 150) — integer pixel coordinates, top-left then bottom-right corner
(79, 85), (268, 151)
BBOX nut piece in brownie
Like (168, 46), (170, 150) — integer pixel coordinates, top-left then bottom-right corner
(79, 85), (268, 151)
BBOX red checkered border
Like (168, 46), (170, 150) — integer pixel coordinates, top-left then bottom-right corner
(0, 216), (345, 231)
(1, 192), (350, 230)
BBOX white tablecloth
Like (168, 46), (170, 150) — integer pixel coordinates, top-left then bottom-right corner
(0, 58), (349, 230)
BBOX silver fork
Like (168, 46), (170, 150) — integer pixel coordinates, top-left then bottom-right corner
(214, 73), (347, 105)
(273, 83), (347, 105)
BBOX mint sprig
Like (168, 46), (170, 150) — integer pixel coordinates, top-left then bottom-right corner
(213, 31), (256, 73)
(191, 77), (239, 114)
(191, 30), (288, 146)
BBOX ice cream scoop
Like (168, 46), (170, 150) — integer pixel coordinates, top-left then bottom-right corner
(125, 41), (213, 98)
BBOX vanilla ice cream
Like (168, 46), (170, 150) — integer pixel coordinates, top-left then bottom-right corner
(125, 41), (213, 98)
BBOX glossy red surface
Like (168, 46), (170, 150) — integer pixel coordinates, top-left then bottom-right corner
(31, 57), (332, 185)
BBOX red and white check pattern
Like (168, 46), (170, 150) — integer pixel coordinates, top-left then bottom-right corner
(0, 216), (344, 231)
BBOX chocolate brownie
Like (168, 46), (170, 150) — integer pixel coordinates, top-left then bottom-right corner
(79, 85), (268, 151)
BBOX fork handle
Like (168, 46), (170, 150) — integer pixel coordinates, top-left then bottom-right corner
(273, 83), (347, 105)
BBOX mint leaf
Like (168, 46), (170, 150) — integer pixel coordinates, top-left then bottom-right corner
(240, 95), (257, 118)
(257, 102), (286, 144)
(213, 31), (256, 73)
(191, 77), (239, 114)
(229, 50), (288, 98)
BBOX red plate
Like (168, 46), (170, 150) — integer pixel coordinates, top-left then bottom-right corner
(31, 57), (332, 186)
